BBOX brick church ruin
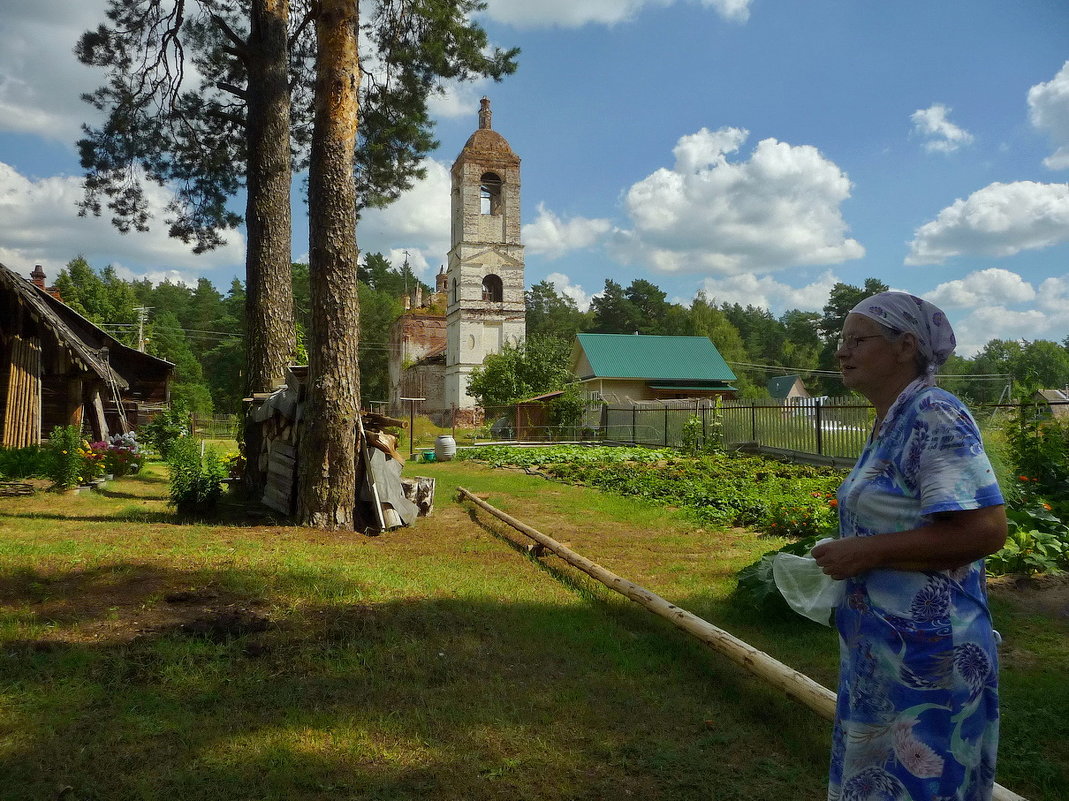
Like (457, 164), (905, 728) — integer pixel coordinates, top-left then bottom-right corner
(388, 98), (525, 424)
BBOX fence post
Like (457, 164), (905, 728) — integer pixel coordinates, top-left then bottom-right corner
(664, 405), (669, 447)
(750, 403), (757, 442)
(815, 400), (824, 456)
(632, 405), (637, 445)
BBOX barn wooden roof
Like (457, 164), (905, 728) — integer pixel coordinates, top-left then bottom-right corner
(0, 262), (172, 388)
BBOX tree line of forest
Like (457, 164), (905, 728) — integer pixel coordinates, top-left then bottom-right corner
(51, 261), (1069, 417)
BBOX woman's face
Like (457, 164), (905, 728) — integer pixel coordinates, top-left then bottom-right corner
(836, 313), (913, 397)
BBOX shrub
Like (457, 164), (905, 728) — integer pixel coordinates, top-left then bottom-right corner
(46, 425), (85, 489)
(141, 406), (189, 459)
(987, 528), (1068, 576)
(167, 436), (228, 514)
(0, 445), (51, 479)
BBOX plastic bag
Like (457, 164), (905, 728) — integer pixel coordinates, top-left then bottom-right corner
(772, 537), (844, 626)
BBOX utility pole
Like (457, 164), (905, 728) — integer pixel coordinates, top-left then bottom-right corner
(133, 307), (152, 352)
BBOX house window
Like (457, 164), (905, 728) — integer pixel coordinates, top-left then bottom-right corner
(452, 277), (458, 304)
(480, 172), (502, 215)
(482, 274), (503, 302)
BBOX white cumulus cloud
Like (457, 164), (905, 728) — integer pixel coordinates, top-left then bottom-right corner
(358, 160), (452, 276)
(910, 103), (974, 154)
(522, 202), (611, 259)
(482, 0), (750, 28)
(925, 268), (1036, 308)
(544, 271), (592, 310)
(905, 181), (1069, 265)
(1028, 60), (1069, 170)
(0, 161), (244, 280)
(696, 270), (840, 314)
(951, 306), (1053, 357)
(610, 127), (864, 275)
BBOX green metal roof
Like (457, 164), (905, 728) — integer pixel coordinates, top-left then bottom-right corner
(573, 334), (737, 382)
(648, 382), (736, 391)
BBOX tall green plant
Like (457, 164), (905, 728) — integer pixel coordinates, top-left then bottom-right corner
(46, 426), (86, 489)
(167, 436), (228, 514)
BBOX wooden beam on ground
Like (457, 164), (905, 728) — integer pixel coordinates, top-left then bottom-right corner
(455, 486), (1028, 801)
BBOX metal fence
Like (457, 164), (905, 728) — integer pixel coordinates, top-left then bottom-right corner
(189, 414), (240, 441)
(603, 397), (873, 463)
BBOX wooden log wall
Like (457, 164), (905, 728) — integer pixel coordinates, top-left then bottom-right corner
(2, 335), (42, 448)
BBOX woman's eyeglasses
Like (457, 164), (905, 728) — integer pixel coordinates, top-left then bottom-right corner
(836, 334), (884, 350)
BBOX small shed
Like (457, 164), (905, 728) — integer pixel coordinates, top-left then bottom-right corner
(1033, 389), (1069, 419)
(570, 333), (737, 403)
(513, 389), (565, 440)
(0, 262), (173, 447)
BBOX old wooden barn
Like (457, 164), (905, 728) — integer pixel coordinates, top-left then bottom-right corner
(0, 263), (174, 447)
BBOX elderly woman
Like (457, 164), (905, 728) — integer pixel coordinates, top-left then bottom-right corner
(812, 292), (1007, 801)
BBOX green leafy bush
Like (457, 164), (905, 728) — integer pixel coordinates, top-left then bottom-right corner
(46, 425), (85, 489)
(167, 436), (228, 514)
(987, 528), (1068, 576)
(0, 445), (51, 479)
(141, 405), (189, 459)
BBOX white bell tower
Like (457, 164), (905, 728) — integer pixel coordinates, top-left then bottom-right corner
(444, 98), (526, 414)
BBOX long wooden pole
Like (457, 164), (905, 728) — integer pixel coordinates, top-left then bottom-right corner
(456, 487), (1028, 801)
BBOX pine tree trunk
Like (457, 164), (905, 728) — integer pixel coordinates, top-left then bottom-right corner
(298, 0), (361, 529)
(243, 0), (295, 495)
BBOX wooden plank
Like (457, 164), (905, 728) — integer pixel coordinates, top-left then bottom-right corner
(261, 439), (298, 515)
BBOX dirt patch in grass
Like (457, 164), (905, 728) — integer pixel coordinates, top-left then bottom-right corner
(989, 572), (1069, 619)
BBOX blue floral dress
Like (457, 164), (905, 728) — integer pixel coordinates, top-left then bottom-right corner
(829, 379), (1004, 801)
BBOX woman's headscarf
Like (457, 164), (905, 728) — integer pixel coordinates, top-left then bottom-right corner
(848, 291), (956, 385)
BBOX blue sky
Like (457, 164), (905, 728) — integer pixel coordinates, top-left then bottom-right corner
(1, 0), (1068, 355)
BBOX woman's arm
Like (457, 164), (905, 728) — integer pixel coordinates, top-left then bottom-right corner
(811, 504), (1007, 580)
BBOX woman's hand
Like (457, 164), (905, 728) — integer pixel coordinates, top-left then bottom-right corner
(811, 538), (875, 580)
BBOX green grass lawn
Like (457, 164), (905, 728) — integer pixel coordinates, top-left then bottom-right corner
(0, 458), (1064, 800)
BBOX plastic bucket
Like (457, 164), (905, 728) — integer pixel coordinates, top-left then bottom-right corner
(434, 435), (457, 462)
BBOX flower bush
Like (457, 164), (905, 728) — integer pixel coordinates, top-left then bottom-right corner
(104, 431), (143, 477)
(80, 441), (108, 482)
(764, 491), (839, 540)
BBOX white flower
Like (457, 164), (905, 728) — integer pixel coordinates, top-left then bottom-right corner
(893, 720), (945, 779)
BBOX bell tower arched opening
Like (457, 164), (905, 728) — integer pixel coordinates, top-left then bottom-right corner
(480, 172), (502, 215)
(481, 274), (503, 302)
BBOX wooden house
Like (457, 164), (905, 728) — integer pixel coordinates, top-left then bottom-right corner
(570, 333), (737, 404)
(767, 375), (811, 404)
(1034, 389), (1069, 420)
(0, 263), (174, 447)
